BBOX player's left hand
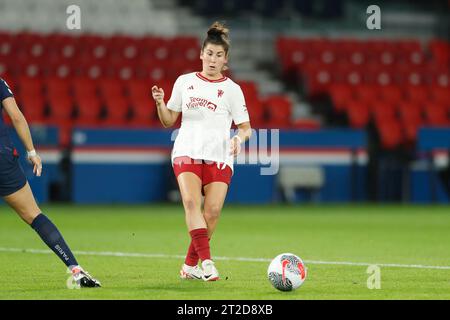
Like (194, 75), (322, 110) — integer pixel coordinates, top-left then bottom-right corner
(28, 154), (42, 177)
(229, 135), (242, 157)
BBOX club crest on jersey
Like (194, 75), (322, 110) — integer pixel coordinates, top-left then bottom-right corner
(186, 97), (217, 112)
(218, 89), (224, 98)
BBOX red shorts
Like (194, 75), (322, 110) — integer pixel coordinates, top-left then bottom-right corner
(172, 156), (232, 192)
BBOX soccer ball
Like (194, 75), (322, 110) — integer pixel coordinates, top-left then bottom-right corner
(267, 253), (307, 291)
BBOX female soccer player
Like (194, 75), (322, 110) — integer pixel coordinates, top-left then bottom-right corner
(0, 78), (100, 288)
(152, 22), (252, 281)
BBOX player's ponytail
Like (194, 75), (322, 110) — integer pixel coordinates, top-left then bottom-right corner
(202, 21), (230, 70)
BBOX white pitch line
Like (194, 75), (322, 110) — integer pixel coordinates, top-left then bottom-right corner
(1, 247), (450, 270)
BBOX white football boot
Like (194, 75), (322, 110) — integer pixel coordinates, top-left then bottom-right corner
(71, 266), (101, 288)
(180, 264), (204, 280)
(201, 259), (219, 281)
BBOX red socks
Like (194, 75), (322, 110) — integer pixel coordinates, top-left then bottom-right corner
(187, 228), (211, 264)
(184, 241), (199, 267)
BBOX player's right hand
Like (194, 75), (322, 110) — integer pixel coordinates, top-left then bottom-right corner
(151, 86), (164, 104)
(28, 153), (42, 177)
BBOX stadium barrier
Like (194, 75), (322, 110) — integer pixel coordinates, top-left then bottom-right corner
(412, 128), (450, 203)
(70, 128), (368, 204)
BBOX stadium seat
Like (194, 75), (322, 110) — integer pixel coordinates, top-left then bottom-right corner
(20, 95), (46, 123)
(423, 103), (450, 126)
(429, 39), (450, 66)
(430, 86), (450, 106)
(45, 77), (71, 98)
(371, 101), (396, 124)
(75, 96), (102, 125)
(328, 83), (354, 113)
(403, 85), (430, 105)
(129, 96), (156, 126)
(72, 77), (97, 100)
(346, 101), (370, 128)
(126, 79), (150, 100)
(398, 101), (423, 123)
(377, 119), (403, 149)
(264, 95), (292, 128)
(103, 96), (130, 126)
(245, 98), (265, 128)
(354, 84), (380, 102)
(98, 78), (125, 100)
(236, 81), (259, 101)
(379, 85), (404, 105)
(17, 76), (44, 98)
(303, 65), (333, 97)
(47, 95), (74, 122)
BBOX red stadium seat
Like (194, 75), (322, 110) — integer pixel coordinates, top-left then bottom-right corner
(47, 95), (74, 122)
(303, 65), (333, 97)
(76, 60), (109, 79)
(398, 101), (423, 123)
(430, 86), (450, 106)
(78, 34), (111, 62)
(129, 96), (156, 125)
(429, 39), (450, 66)
(403, 85), (430, 105)
(45, 77), (71, 98)
(126, 79), (150, 99)
(346, 101), (370, 128)
(20, 95), (46, 123)
(72, 77), (97, 100)
(371, 101), (396, 124)
(45, 58), (76, 79)
(377, 119), (403, 149)
(47, 33), (79, 60)
(264, 95), (292, 128)
(17, 77), (44, 98)
(75, 96), (102, 125)
(354, 85), (380, 102)
(103, 96), (130, 126)
(379, 85), (403, 105)
(423, 103), (450, 126)
(403, 119), (422, 143)
(140, 37), (171, 62)
(398, 101), (424, 143)
(245, 98), (265, 128)
(236, 81), (259, 101)
(328, 83), (354, 113)
(334, 63), (364, 85)
(170, 36), (200, 62)
(109, 35), (141, 62)
(98, 78), (125, 100)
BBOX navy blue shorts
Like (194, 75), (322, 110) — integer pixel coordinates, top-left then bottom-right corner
(0, 144), (27, 197)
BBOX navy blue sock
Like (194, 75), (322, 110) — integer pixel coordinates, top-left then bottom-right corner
(31, 213), (78, 268)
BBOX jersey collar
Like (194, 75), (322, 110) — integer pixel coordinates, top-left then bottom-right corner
(196, 72), (228, 83)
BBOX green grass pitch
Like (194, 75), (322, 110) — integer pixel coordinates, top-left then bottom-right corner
(0, 204), (449, 300)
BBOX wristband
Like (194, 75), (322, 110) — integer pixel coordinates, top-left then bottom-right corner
(27, 150), (37, 157)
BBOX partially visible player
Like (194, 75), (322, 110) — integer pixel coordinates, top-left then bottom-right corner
(152, 21), (252, 281)
(0, 77), (101, 288)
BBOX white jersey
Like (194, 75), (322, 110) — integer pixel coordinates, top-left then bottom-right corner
(167, 72), (250, 172)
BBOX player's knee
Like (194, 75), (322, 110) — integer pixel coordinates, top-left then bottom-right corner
(182, 197), (200, 213)
(204, 204), (222, 220)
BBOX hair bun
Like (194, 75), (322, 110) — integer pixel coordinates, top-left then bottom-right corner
(207, 21), (229, 38)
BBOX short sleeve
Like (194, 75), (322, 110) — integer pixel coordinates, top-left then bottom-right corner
(166, 76), (184, 112)
(0, 78), (14, 102)
(230, 85), (250, 125)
